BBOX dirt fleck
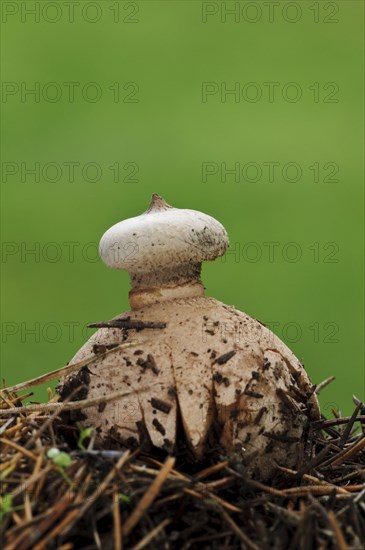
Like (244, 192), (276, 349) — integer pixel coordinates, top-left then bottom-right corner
(136, 354), (160, 375)
(136, 421), (152, 451)
(213, 373), (223, 385)
(276, 388), (300, 415)
(168, 386), (177, 398)
(263, 431), (300, 443)
(244, 389), (264, 399)
(57, 366), (90, 402)
(98, 401), (107, 413)
(92, 343), (118, 355)
(150, 397), (172, 414)
(254, 406), (268, 425)
(288, 384), (308, 404)
(215, 350), (236, 365)
(273, 365), (281, 380)
(237, 421), (248, 429)
(152, 418), (166, 436)
(126, 436), (139, 448)
(244, 432), (251, 443)
(163, 438), (174, 453)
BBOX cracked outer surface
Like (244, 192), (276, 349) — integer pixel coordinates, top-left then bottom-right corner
(58, 297), (320, 480)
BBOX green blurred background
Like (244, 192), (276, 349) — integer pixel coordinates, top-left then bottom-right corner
(1, 1), (364, 415)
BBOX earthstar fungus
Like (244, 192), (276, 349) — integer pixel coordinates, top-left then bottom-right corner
(58, 194), (320, 480)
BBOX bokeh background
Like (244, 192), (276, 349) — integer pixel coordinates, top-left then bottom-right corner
(1, 1), (364, 415)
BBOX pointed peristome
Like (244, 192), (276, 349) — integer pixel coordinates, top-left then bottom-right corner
(145, 193), (172, 213)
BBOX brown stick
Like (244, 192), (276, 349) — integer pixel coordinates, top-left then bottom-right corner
(113, 484), (122, 550)
(123, 456), (175, 536)
(328, 436), (365, 467)
(0, 383), (160, 416)
(328, 510), (350, 550)
(132, 519), (170, 550)
(88, 319), (166, 330)
(0, 341), (140, 395)
(220, 509), (260, 550)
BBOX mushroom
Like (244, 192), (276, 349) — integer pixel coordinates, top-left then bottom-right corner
(58, 194), (320, 479)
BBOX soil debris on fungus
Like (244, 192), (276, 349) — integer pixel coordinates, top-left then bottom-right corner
(150, 397), (172, 414)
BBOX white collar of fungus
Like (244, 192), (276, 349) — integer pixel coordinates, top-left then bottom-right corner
(99, 193), (229, 309)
